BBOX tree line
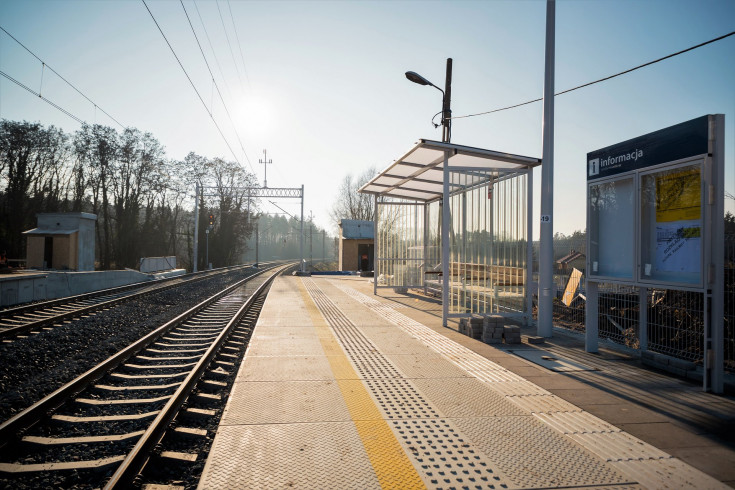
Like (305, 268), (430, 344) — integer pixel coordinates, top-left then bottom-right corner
(0, 119), (327, 271)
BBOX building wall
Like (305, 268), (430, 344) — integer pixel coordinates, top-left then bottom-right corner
(339, 239), (373, 271)
(53, 235), (71, 269)
(26, 236), (45, 269)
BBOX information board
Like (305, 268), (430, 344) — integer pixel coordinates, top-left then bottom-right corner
(587, 116), (710, 286)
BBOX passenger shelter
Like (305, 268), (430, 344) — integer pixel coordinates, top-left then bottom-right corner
(359, 139), (541, 326)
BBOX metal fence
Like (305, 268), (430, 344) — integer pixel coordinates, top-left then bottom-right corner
(533, 234), (734, 371)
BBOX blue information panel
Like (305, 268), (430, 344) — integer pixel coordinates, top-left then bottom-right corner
(587, 116), (710, 286)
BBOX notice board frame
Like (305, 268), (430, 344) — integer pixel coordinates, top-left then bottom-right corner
(585, 114), (725, 393)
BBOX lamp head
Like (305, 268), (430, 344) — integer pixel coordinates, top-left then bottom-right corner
(405, 71), (434, 87)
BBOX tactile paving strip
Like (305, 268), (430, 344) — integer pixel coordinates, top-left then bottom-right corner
(303, 279), (515, 489)
(391, 418), (514, 489)
(198, 422), (378, 489)
(453, 415), (631, 488)
(411, 378), (525, 418)
(363, 378), (441, 419)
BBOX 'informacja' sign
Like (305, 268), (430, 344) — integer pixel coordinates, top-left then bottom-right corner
(587, 115), (709, 180)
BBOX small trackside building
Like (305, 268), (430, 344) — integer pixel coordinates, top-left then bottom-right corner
(338, 219), (374, 272)
(23, 212), (97, 271)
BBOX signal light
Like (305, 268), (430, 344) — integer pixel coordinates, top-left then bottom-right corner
(208, 214), (214, 225)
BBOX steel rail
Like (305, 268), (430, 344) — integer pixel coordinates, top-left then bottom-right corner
(0, 264), (259, 340)
(0, 264), (280, 446)
(105, 264), (286, 488)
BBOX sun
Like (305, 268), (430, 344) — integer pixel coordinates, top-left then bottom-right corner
(232, 92), (274, 138)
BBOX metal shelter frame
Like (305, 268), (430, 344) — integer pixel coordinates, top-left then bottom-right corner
(360, 139), (541, 327)
(193, 184), (305, 272)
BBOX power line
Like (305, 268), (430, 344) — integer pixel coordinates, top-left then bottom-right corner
(0, 24), (126, 129)
(453, 30), (735, 120)
(141, 0), (242, 167)
(215, 0), (247, 94)
(226, 0), (251, 87)
(180, 0), (253, 171)
(192, 0), (235, 104)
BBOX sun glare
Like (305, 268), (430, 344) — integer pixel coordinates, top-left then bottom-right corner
(233, 93), (274, 137)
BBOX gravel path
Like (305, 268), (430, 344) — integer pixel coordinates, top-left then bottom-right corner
(0, 268), (255, 422)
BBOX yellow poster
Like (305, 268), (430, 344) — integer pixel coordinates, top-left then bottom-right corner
(655, 168), (700, 222)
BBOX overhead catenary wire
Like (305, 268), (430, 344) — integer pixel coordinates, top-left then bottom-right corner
(180, 0), (253, 171)
(0, 24), (126, 129)
(452, 30), (735, 120)
(0, 68), (85, 124)
(141, 0), (243, 167)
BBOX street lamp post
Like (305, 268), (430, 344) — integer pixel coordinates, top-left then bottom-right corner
(405, 58), (452, 143)
(406, 59), (453, 326)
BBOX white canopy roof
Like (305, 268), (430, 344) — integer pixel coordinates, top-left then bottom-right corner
(359, 139), (541, 202)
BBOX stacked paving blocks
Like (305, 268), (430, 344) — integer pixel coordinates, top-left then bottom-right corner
(482, 315), (504, 344)
(503, 325), (521, 344)
(459, 315), (484, 340)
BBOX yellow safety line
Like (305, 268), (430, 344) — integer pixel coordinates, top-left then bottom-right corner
(298, 280), (425, 490)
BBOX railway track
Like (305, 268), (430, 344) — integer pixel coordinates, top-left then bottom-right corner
(0, 263), (274, 340)
(0, 263), (291, 488)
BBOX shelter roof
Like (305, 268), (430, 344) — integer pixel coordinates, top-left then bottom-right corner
(359, 139), (541, 202)
(339, 220), (374, 240)
(23, 228), (77, 236)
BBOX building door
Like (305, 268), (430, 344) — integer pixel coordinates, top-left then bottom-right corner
(44, 236), (53, 269)
(358, 244), (374, 271)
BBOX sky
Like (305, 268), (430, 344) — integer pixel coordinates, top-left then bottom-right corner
(1, 0), (733, 237)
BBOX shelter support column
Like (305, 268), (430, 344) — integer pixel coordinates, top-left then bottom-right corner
(442, 151), (450, 327)
(374, 194), (378, 296)
(526, 170), (534, 326)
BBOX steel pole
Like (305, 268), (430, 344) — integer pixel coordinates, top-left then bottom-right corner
(300, 185), (305, 272)
(193, 183), (199, 272)
(538, 0), (555, 337)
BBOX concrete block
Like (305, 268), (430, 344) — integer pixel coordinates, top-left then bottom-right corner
(484, 337), (501, 344)
(527, 336), (545, 344)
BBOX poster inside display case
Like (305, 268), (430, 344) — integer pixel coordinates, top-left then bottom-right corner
(641, 164), (702, 284)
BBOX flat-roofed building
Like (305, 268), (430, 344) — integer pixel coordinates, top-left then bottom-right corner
(23, 212), (97, 271)
(338, 219), (374, 272)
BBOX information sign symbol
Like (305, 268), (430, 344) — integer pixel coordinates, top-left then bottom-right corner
(588, 158), (600, 177)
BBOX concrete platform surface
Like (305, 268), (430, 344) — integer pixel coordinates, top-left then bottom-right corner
(199, 275), (735, 489)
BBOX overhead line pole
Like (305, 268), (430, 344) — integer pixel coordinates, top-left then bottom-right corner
(538, 0), (556, 337)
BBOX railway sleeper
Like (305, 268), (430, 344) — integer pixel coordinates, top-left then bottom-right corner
(112, 371), (189, 379)
(0, 454), (125, 473)
(136, 354), (201, 361)
(95, 382), (180, 391)
(22, 430), (145, 445)
(124, 362), (198, 370)
(199, 379), (227, 392)
(181, 407), (216, 419)
(208, 367), (230, 377)
(52, 411), (161, 422)
(171, 427), (208, 439)
(75, 394), (172, 405)
(146, 347), (207, 354)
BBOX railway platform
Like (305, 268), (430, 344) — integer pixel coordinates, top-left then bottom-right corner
(198, 274), (735, 489)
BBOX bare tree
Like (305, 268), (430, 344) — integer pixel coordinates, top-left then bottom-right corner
(330, 166), (377, 226)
